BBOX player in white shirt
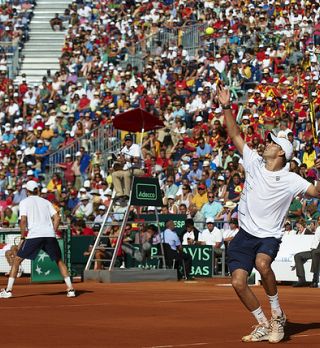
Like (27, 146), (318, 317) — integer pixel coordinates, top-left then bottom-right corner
(0, 181), (75, 299)
(218, 87), (320, 343)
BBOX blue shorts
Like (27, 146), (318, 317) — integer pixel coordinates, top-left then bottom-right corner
(227, 228), (281, 274)
(17, 237), (62, 261)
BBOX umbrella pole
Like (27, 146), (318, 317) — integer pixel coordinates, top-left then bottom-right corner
(139, 127), (144, 148)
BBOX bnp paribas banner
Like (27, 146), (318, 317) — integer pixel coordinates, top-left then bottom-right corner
(31, 239), (64, 283)
(129, 245), (213, 277)
(130, 177), (163, 207)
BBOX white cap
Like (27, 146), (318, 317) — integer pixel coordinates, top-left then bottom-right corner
(37, 140), (43, 144)
(26, 180), (38, 192)
(105, 188), (112, 195)
(168, 195), (175, 199)
(206, 217), (215, 223)
(26, 161), (33, 166)
(80, 194), (90, 201)
(203, 160), (210, 167)
(27, 169), (34, 176)
(181, 164), (190, 171)
(268, 132), (293, 161)
(195, 116), (203, 122)
(98, 205), (106, 210)
(84, 180), (91, 188)
(76, 151), (81, 156)
(41, 188), (48, 194)
(217, 175), (225, 181)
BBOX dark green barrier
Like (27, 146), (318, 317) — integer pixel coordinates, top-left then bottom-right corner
(70, 236), (95, 277)
(139, 214), (187, 237)
(31, 239), (64, 282)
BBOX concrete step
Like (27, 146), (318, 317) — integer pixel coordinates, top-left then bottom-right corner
(21, 63), (60, 70)
(29, 24), (58, 30)
(19, 69), (58, 76)
(23, 57), (60, 63)
(29, 31), (66, 35)
(36, 0), (71, 3)
(36, 4), (71, 8)
(23, 47), (61, 52)
(34, 10), (67, 14)
(24, 42), (63, 47)
(22, 52), (61, 58)
(28, 37), (65, 42)
(30, 18), (58, 23)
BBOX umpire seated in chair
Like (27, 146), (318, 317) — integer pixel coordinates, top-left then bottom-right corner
(161, 220), (193, 280)
(292, 217), (320, 288)
(112, 134), (144, 201)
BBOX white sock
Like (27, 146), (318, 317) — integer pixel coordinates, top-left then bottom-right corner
(64, 276), (72, 289)
(6, 277), (15, 292)
(268, 293), (282, 317)
(251, 306), (269, 327)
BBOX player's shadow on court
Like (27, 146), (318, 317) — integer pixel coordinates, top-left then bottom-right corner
(17, 289), (93, 298)
(284, 321), (320, 341)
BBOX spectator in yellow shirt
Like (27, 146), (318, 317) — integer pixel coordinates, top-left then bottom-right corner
(192, 183), (208, 210)
(302, 142), (316, 169)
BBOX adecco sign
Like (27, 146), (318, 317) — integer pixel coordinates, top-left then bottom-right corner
(130, 177), (163, 207)
(136, 184), (158, 200)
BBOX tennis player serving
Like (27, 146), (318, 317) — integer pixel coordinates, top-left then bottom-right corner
(218, 87), (320, 343)
(0, 180), (75, 298)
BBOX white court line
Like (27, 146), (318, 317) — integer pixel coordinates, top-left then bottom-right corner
(142, 343), (208, 348)
(293, 333), (320, 338)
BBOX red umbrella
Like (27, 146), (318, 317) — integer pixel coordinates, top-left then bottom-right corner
(113, 108), (165, 133)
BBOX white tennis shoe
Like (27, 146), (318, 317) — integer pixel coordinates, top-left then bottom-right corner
(242, 324), (270, 342)
(269, 311), (286, 343)
(67, 289), (76, 298)
(0, 289), (12, 298)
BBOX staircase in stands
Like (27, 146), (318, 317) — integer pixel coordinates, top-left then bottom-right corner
(15, 0), (71, 85)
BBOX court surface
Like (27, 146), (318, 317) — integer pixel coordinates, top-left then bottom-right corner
(1, 277), (320, 347)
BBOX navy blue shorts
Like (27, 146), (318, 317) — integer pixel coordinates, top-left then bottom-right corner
(227, 228), (281, 274)
(17, 237), (62, 261)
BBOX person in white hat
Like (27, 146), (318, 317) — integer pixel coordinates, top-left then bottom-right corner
(218, 87), (320, 343)
(93, 205), (107, 224)
(198, 217), (223, 250)
(73, 194), (93, 219)
(0, 181), (75, 298)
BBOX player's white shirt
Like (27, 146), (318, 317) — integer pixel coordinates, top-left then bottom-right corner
(19, 196), (57, 239)
(199, 227), (223, 245)
(239, 145), (311, 239)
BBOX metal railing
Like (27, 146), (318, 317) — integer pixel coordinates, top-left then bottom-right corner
(120, 23), (206, 70)
(47, 124), (122, 180)
(0, 41), (20, 79)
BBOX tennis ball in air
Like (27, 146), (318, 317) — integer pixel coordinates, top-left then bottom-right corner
(205, 27), (214, 35)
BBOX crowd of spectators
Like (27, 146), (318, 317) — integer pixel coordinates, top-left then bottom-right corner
(0, 0), (320, 241)
(0, 1), (34, 52)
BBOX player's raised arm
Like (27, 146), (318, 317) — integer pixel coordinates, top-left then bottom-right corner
(217, 87), (245, 156)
